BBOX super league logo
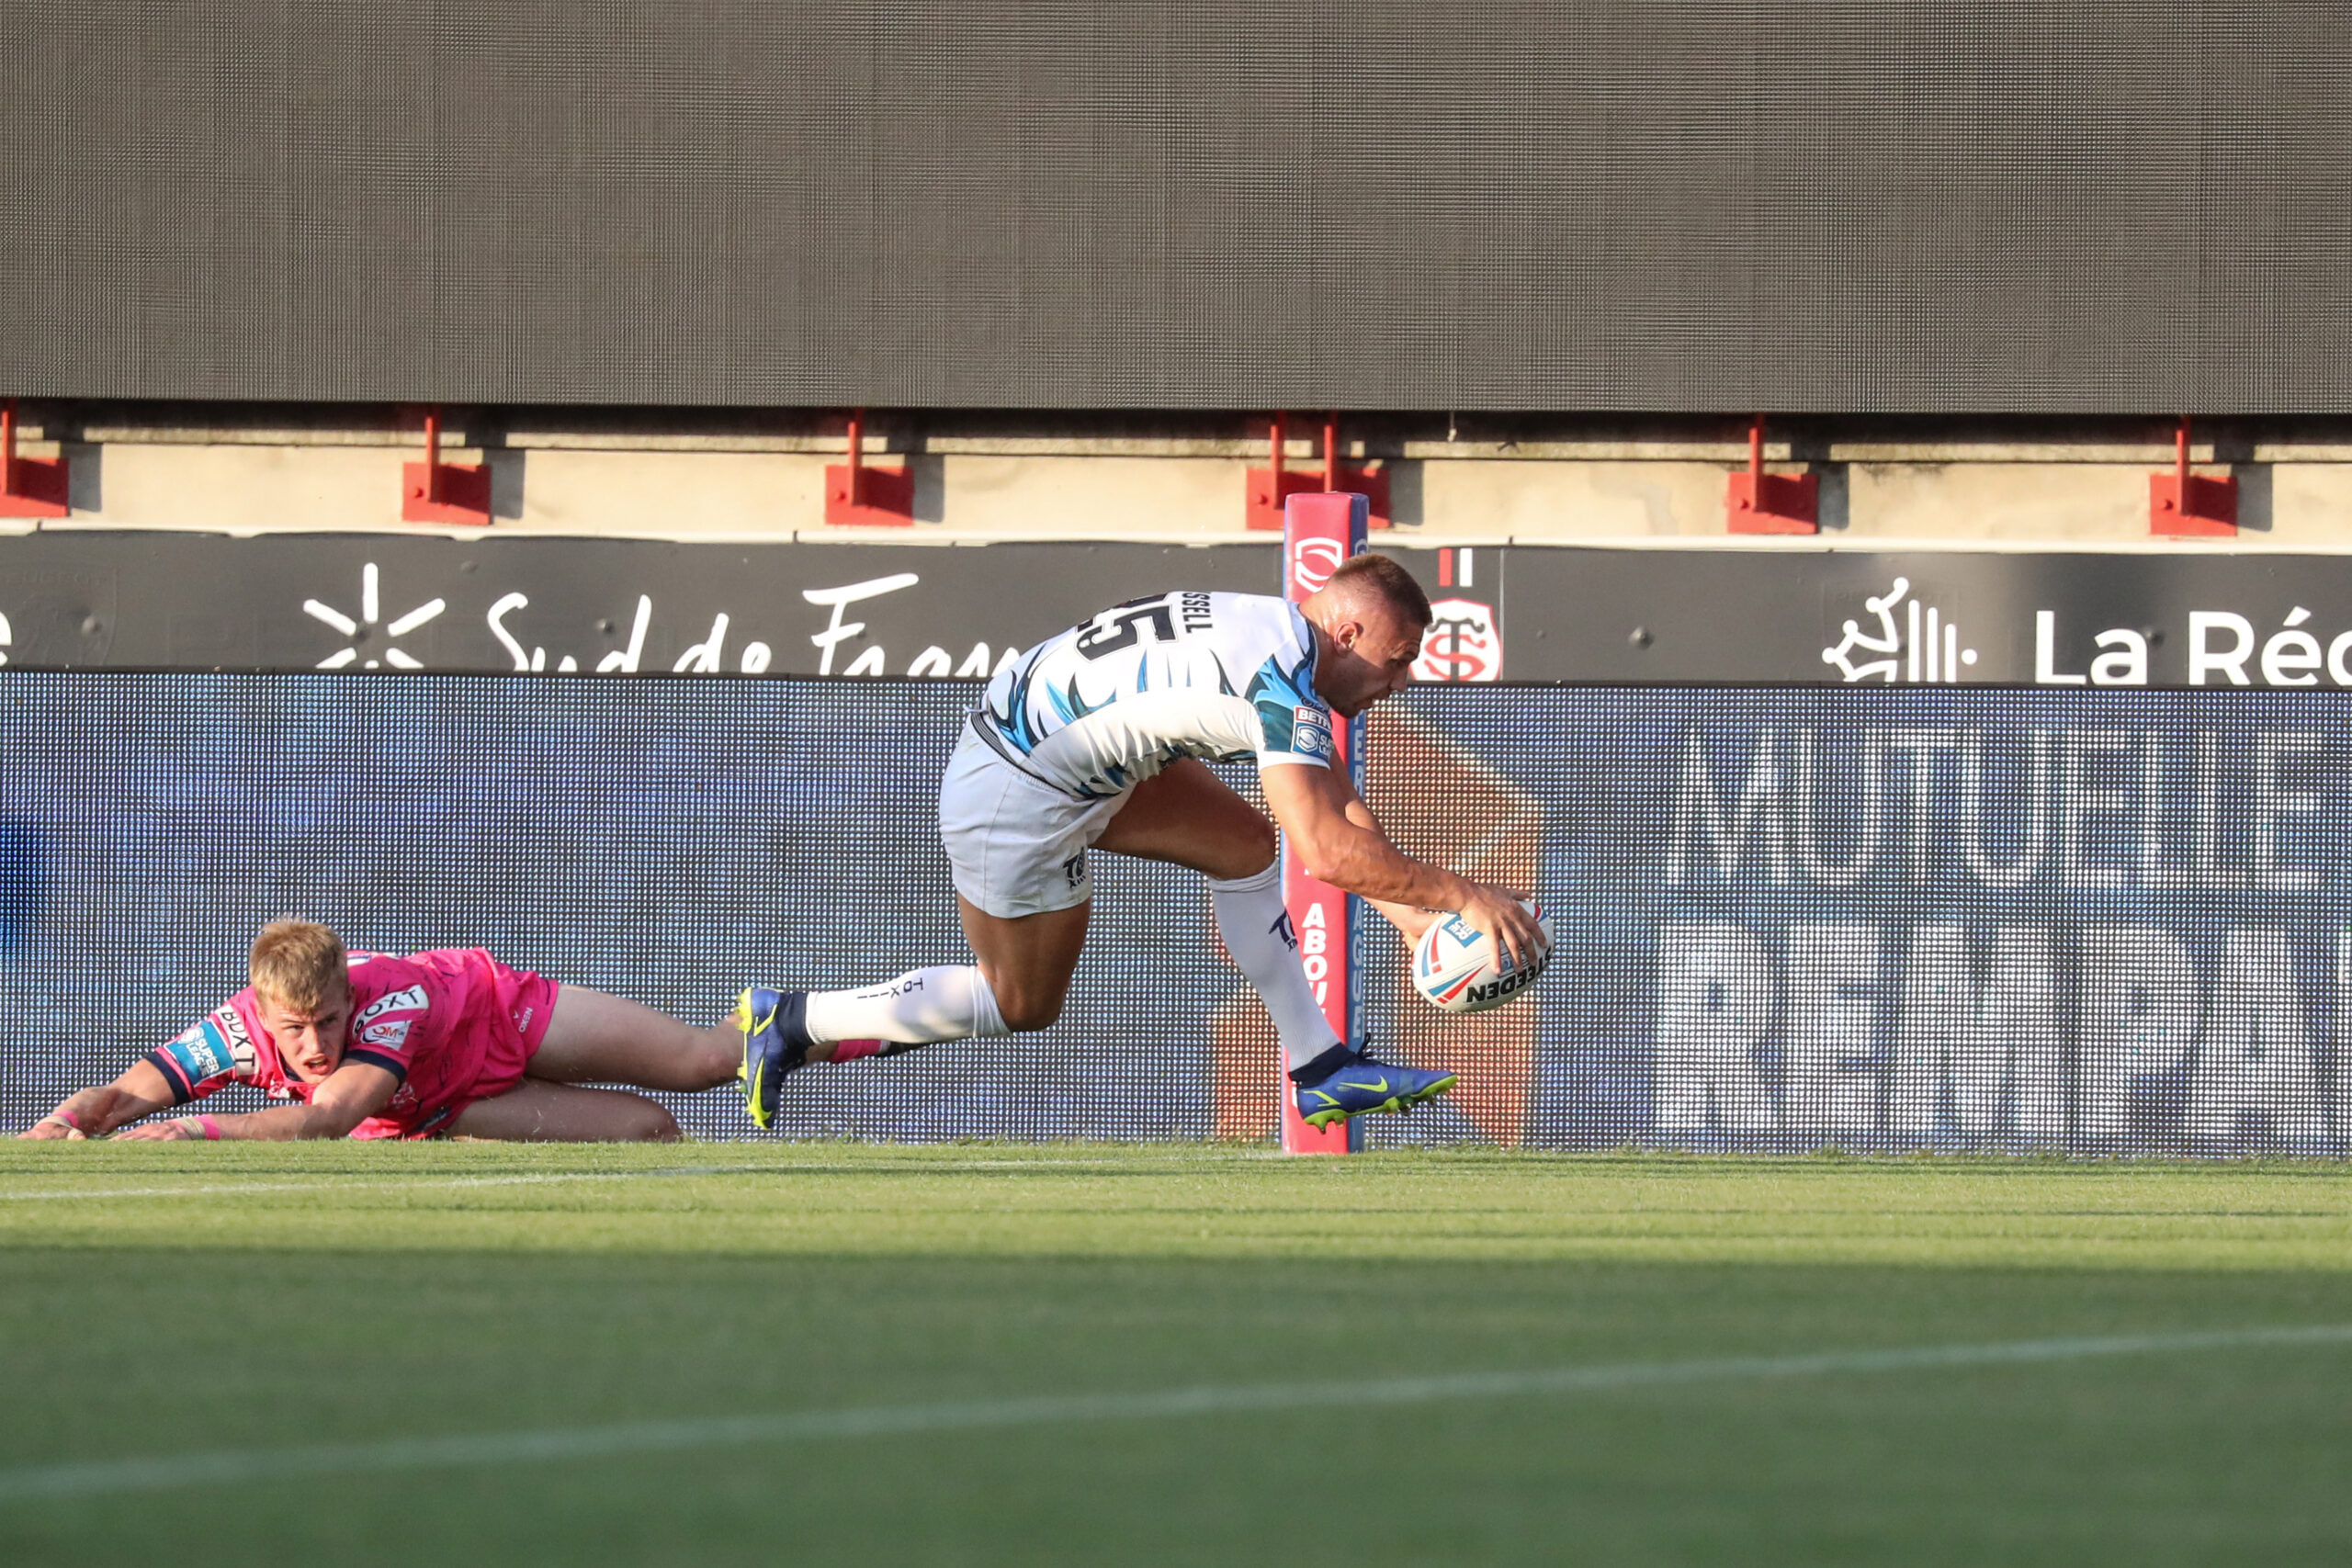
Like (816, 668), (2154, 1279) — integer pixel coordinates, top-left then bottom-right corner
(1288, 536), (1346, 596)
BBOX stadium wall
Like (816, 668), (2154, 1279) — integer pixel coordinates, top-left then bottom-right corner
(17, 411), (2352, 543)
(6, 3), (2351, 412)
(15, 533), (2352, 686)
(1, 673), (2345, 1156)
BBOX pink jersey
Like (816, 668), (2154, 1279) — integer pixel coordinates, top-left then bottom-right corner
(142, 949), (560, 1139)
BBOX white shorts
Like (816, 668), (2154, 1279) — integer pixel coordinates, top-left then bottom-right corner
(938, 725), (1129, 919)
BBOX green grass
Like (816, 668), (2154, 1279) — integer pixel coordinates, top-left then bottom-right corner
(4, 1141), (2351, 1565)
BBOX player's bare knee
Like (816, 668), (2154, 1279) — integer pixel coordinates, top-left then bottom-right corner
(1234, 817), (1279, 876)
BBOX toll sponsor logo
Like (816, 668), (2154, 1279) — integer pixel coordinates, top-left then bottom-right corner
(355, 986), (427, 1029)
(1414, 600), (1500, 682)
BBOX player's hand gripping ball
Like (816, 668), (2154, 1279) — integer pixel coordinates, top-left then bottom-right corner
(1411, 900), (1555, 1014)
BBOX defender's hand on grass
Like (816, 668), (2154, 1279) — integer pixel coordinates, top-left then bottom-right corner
(18, 1117), (85, 1141)
(1456, 883), (1548, 968)
(111, 1120), (194, 1142)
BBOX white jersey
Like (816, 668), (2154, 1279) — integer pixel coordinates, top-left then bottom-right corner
(970, 591), (1335, 799)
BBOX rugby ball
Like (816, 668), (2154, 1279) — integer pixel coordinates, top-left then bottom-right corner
(1411, 901), (1555, 1014)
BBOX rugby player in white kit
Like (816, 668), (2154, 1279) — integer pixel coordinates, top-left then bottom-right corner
(735, 553), (1546, 1129)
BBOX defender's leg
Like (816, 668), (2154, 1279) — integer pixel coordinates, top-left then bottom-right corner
(448, 1078), (683, 1142)
(526, 986), (741, 1091)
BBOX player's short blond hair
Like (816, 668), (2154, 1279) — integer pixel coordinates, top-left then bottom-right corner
(248, 920), (349, 1010)
(1325, 552), (1432, 628)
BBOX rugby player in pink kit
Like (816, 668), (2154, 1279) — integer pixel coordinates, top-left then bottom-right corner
(19, 920), (753, 1142)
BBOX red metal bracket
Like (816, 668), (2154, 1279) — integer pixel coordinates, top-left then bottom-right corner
(401, 410), (492, 526)
(2150, 417), (2236, 536)
(1246, 412), (1390, 530)
(824, 409), (914, 526)
(0, 402), (70, 518)
(1726, 414), (1817, 534)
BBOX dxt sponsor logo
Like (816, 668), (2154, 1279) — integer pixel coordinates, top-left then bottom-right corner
(355, 986), (427, 1030)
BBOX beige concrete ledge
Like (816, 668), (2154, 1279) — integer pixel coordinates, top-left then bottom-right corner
(17, 436), (2352, 547)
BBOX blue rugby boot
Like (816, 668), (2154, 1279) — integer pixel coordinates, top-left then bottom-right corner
(1289, 1043), (1458, 1129)
(737, 987), (814, 1130)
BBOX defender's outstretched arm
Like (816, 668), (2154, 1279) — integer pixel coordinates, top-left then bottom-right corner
(20, 1061), (177, 1139)
(109, 1061), (401, 1141)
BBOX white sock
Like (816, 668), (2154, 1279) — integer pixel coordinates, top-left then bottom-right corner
(804, 966), (1010, 1045)
(1210, 863), (1344, 1072)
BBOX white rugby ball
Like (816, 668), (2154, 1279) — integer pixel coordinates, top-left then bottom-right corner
(1411, 901), (1555, 1014)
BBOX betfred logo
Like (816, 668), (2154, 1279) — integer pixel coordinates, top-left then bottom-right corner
(1414, 599), (1501, 682)
(1292, 705), (1333, 758)
(1288, 536), (1346, 596)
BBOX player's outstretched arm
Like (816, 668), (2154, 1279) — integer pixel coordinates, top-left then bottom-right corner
(1260, 760), (1546, 964)
(112, 1062), (401, 1142)
(18, 1061), (179, 1139)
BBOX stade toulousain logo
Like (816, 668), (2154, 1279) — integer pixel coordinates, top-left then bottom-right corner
(1413, 600), (1501, 682)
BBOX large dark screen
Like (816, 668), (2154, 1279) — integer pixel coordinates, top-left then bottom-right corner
(1, 674), (2344, 1155)
(5, 3), (2348, 412)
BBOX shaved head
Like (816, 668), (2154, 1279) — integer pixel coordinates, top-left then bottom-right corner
(1299, 554), (1431, 717)
(1318, 553), (1431, 630)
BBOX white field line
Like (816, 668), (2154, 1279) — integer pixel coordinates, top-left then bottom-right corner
(0, 1155), (1283, 1204)
(2, 1324), (2346, 1503)
(0, 1168), (760, 1203)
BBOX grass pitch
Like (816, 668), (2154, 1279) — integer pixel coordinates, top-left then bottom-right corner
(4, 1143), (2351, 1565)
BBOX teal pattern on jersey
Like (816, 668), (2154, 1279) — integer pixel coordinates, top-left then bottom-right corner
(1245, 651), (1331, 763)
